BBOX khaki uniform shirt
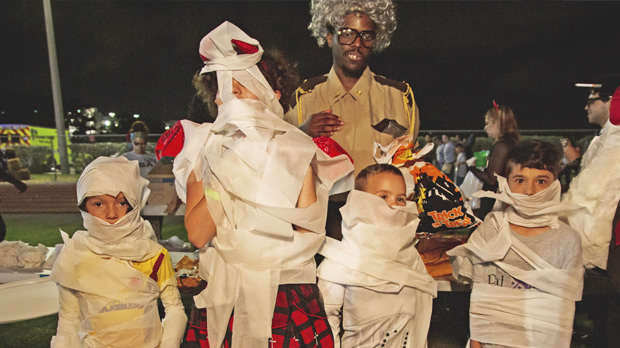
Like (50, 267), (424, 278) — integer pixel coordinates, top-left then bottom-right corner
(286, 67), (420, 175)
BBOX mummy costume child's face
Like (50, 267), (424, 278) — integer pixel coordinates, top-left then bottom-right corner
(215, 78), (261, 106)
(364, 172), (407, 207)
(507, 164), (554, 196)
(84, 193), (132, 224)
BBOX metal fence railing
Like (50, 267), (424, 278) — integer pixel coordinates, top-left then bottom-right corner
(69, 129), (599, 144)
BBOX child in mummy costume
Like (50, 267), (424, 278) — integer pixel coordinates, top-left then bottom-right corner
(170, 22), (353, 347)
(50, 156), (187, 347)
(317, 164), (437, 348)
(447, 140), (585, 348)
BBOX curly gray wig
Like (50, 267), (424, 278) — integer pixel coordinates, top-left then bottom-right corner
(308, 0), (397, 53)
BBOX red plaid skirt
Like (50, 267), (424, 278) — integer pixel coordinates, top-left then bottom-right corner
(186, 282), (334, 348)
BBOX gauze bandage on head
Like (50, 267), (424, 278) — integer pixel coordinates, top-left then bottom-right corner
(473, 175), (582, 228)
(199, 21), (283, 117)
(78, 156), (149, 210)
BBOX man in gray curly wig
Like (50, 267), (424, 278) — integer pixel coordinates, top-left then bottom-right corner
(308, 0), (397, 53)
(286, 0), (421, 241)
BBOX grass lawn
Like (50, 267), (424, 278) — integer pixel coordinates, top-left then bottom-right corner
(3, 214), (188, 248)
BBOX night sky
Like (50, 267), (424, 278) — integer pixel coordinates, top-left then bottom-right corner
(1, 0), (619, 133)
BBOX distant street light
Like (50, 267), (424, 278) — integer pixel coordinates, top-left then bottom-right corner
(109, 112), (116, 117)
(133, 114), (140, 119)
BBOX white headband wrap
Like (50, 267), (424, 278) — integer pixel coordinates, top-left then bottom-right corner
(78, 156), (149, 210)
(473, 175), (582, 229)
(199, 21), (283, 117)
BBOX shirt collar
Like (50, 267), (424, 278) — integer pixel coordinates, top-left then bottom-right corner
(326, 66), (372, 106)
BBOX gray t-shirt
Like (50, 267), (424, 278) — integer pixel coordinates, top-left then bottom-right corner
(456, 152), (468, 178)
(122, 152), (157, 178)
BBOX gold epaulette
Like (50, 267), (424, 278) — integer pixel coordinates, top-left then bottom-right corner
(374, 75), (416, 135)
(290, 75), (328, 126)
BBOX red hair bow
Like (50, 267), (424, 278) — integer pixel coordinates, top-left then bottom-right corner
(199, 39), (258, 63)
(231, 39), (259, 54)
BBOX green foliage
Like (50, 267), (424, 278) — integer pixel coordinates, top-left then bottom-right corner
(8, 143), (130, 174)
(11, 145), (54, 174)
(68, 143), (127, 173)
(28, 174), (80, 183)
(472, 137), (494, 152)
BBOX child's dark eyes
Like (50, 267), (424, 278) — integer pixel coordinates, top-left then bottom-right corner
(120, 201), (127, 206)
(94, 202), (102, 207)
(397, 197), (406, 202)
(537, 179), (547, 184)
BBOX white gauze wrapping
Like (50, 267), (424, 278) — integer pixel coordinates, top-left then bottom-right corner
(49, 156), (170, 347)
(472, 176), (582, 229)
(318, 190), (437, 296)
(561, 121), (620, 269)
(199, 21), (283, 117)
(172, 21), (355, 348)
(448, 210), (584, 347)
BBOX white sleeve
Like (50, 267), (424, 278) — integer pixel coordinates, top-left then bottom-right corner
(318, 279), (345, 348)
(159, 281), (188, 348)
(51, 285), (82, 347)
(172, 120), (211, 203)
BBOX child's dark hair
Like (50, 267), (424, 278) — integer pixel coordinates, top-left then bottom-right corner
(505, 140), (561, 179)
(355, 164), (404, 191)
(192, 48), (300, 118)
(455, 143), (464, 150)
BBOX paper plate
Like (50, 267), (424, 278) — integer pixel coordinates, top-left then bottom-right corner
(0, 277), (58, 324)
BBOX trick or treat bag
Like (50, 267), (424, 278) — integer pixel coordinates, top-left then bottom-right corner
(409, 161), (481, 277)
(409, 162), (479, 235)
